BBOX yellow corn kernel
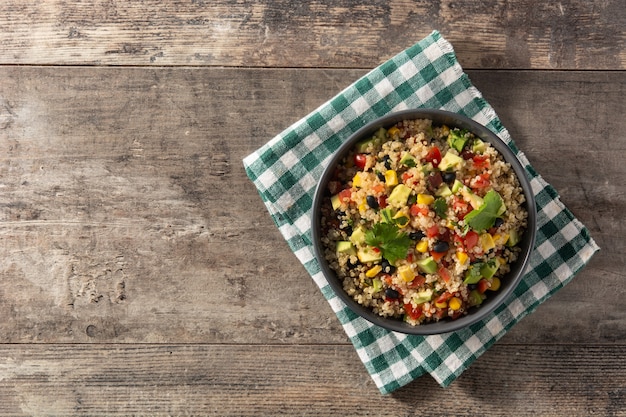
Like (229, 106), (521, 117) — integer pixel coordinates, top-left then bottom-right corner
(416, 240), (429, 253)
(441, 125), (450, 137)
(480, 233), (496, 252)
(446, 220), (456, 229)
(489, 277), (501, 291)
(358, 200), (367, 213)
(435, 301), (448, 309)
(417, 194), (434, 205)
(385, 170), (398, 186)
(387, 126), (400, 137)
(493, 233), (509, 246)
(353, 172), (362, 188)
(457, 251), (469, 265)
(398, 265), (415, 282)
(449, 297), (462, 311)
(365, 265), (382, 278)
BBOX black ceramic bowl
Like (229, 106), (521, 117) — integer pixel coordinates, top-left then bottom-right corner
(311, 109), (537, 335)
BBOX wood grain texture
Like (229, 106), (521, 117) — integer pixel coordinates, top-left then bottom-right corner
(0, 0), (624, 69)
(0, 1), (624, 413)
(0, 344), (623, 416)
(0, 67), (623, 346)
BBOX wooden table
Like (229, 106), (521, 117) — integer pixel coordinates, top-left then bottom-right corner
(0, 1), (624, 415)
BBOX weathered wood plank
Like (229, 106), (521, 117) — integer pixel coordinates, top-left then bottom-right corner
(0, 344), (623, 416)
(0, 0), (624, 69)
(0, 67), (623, 345)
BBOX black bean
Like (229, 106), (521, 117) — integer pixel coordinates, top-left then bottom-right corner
(385, 288), (400, 299)
(383, 155), (392, 170)
(381, 259), (396, 274)
(366, 195), (379, 209)
(442, 171), (456, 185)
(341, 226), (353, 236)
(494, 217), (504, 228)
(376, 171), (385, 181)
(433, 241), (449, 253)
(409, 231), (425, 241)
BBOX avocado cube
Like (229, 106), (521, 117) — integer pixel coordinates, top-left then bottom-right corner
(507, 228), (521, 247)
(399, 152), (416, 167)
(387, 184), (412, 207)
(435, 184), (452, 197)
(412, 289), (433, 305)
(447, 130), (469, 152)
(349, 226), (367, 245)
(463, 264), (483, 284)
(451, 179), (464, 193)
(438, 151), (464, 171)
(480, 259), (500, 279)
(416, 257), (438, 274)
(336, 241), (356, 256)
(472, 139), (487, 154)
(357, 246), (383, 263)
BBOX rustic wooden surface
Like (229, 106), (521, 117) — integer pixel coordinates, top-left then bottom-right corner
(0, 1), (624, 416)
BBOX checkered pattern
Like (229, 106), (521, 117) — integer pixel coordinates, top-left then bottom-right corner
(243, 31), (599, 394)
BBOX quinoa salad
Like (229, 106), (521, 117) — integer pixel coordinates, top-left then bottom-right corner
(319, 118), (528, 325)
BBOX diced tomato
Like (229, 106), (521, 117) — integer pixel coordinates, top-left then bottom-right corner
(378, 195), (388, 208)
(407, 275), (426, 288)
(423, 146), (442, 165)
(354, 153), (367, 170)
(410, 204), (429, 217)
(472, 154), (490, 169)
(435, 291), (454, 304)
(477, 278), (491, 294)
(434, 308), (448, 319)
(372, 247), (381, 253)
(338, 188), (352, 203)
(402, 172), (413, 182)
(470, 173), (491, 190)
(404, 303), (423, 320)
(464, 230), (479, 249)
(426, 225), (440, 238)
(438, 266), (451, 283)
(453, 232), (464, 249)
(372, 184), (385, 194)
(461, 149), (475, 160)
(431, 251), (446, 262)
(452, 197), (470, 219)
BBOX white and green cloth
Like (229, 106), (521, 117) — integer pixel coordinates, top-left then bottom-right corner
(243, 31), (599, 394)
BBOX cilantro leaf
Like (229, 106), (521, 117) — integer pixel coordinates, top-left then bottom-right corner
(364, 223), (411, 264)
(464, 190), (503, 231)
(433, 197), (447, 219)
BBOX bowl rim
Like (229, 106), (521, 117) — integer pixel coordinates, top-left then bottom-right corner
(311, 109), (537, 335)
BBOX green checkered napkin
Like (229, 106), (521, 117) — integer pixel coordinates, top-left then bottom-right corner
(243, 31), (599, 394)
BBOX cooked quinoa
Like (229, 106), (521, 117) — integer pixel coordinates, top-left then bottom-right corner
(319, 118), (528, 325)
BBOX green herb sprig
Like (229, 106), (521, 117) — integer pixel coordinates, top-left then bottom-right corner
(364, 223), (411, 264)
